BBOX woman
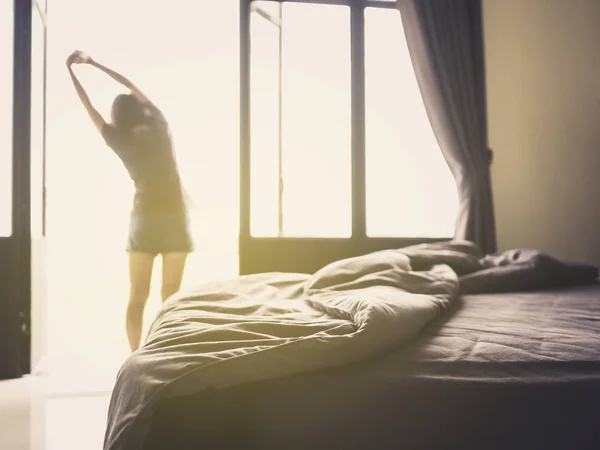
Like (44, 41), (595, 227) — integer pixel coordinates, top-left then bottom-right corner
(66, 50), (193, 352)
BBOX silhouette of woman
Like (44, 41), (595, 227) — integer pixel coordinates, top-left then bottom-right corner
(66, 50), (193, 351)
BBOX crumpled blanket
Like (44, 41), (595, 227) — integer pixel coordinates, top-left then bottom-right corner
(103, 240), (597, 450)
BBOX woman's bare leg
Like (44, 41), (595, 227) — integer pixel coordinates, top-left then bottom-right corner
(127, 252), (155, 351)
(161, 252), (188, 302)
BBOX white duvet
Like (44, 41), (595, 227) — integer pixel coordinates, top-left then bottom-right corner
(104, 244), (471, 450)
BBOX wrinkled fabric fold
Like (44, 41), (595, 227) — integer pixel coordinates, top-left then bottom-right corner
(103, 240), (598, 450)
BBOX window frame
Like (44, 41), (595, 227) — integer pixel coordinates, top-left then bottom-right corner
(239, 0), (449, 275)
(1, 0), (46, 379)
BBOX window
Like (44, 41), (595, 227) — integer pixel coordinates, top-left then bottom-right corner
(244, 0), (457, 240)
(0, 0), (13, 237)
(250, 2), (351, 238)
(364, 7), (457, 237)
(250, 3), (280, 237)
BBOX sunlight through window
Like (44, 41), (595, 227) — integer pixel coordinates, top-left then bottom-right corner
(251, 2), (352, 238)
(250, 5), (281, 237)
(46, 0), (240, 370)
(41, 0), (457, 381)
(365, 8), (458, 237)
(250, 3), (456, 240)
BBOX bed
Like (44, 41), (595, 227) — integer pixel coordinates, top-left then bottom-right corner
(103, 242), (600, 450)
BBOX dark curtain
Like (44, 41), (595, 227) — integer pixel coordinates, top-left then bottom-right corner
(397, 0), (497, 254)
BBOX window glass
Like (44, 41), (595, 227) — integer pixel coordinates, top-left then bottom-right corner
(250, 3), (352, 237)
(365, 8), (458, 238)
(250, 8), (281, 237)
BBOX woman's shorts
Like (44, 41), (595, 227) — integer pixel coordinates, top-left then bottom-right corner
(127, 210), (194, 255)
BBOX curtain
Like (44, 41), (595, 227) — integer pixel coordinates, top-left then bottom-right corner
(397, 0), (497, 254)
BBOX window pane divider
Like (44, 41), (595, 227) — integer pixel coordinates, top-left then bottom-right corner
(351, 2), (366, 238)
(277, 2), (284, 236)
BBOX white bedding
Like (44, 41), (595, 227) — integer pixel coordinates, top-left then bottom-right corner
(104, 240), (598, 450)
(104, 245), (463, 450)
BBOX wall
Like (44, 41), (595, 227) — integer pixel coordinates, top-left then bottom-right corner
(484, 0), (600, 266)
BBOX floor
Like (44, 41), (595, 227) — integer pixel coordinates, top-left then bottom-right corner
(0, 375), (111, 450)
(10, 246), (239, 450)
(4, 236), (239, 449)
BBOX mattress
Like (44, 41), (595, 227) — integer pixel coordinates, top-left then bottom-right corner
(379, 281), (600, 383)
(145, 283), (600, 450)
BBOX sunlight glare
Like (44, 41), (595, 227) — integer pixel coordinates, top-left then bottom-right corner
(46, 0), (240, 371)
(365, 8), (458, 237)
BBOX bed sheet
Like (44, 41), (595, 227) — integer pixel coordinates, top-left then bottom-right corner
(146, 283), (600, 450)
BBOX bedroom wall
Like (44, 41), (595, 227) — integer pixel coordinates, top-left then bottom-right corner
(483, 0), (600, 267)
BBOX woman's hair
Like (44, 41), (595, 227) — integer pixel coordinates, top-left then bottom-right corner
(111, 94), (147, 131)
